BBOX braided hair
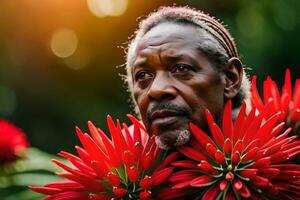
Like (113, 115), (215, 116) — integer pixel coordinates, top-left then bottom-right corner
(126, 6), (250, 116)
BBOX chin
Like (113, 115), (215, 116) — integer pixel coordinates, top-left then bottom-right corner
(155, 129), (191, 149)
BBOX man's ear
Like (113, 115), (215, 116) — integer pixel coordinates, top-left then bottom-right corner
(224, 57), (243, 99)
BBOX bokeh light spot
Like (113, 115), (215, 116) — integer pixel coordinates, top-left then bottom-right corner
(110, 0), (128, 16)
(50, 28), (78, 58)
(0, 86), (17, 115)
(87, 0), (128, 18)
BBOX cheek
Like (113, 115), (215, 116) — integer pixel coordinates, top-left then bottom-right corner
(182, 76), (225, 118)
(195, 85), (225, 121)
(133, 88), (149, 118)
(195, 84), (224, 109)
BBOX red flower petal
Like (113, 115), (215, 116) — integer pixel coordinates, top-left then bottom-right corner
(58, 151), (95, 177)
(28, 186), (62, 195)
(225, 172), (234, 181)
(87, 121), (107, 153)
(142, 151), (154, 170)
(90, 160), (108, 178)
(44, 191), (90, 200)
(178, 146), (207, 162)
(45, 180), (86, 190)
(219, 180), (227, 191)
(239, 168), (258, 179)
(157, 188), (191, 200)
(171, 160), (198, 169)
(190, 175), (214, 187)
(55, 172), (104, 192)
(107, 116), (128, 156)
(238, 184), (251, 198)
(223, 138), (232, 155)
(127, 114), (147, 133)
(233, 103), (247, 143)
(154, 152), (179, 173)
(75, 146), (92, 167)
(205, 109), (224, 147)
(197, 160), (215, 173)
(122, 123), (134, 148)
(113, 187), (127, 197)
(215, 150), (226, 164)
(140, 176), (152, 190)
(189, 123), (217, 151)
(231, 150), (240, 164)
(152, 167), (174, 186)
(250, 176), (270, 188)
(107, 172), (120, 187)
(90, 194), (113, 200)
(241, 147), (259, 163)
(233, 178), (243, 190)
(251, 76), (264, 111)
(122, 150), (135, 167)
(250, 157), (271, 168)
(225, 191), (235, 200)
(232, 139), (243, 155)
(206, 143), (217, 158)
(222, 100), (233, 140)
(168, 170), (199, 184)
(202, 185), (220, 200)
(127, 166), (140, 183)
(140, 191), (151, 200)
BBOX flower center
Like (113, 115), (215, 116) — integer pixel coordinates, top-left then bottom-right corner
(227, 164), (233, 171)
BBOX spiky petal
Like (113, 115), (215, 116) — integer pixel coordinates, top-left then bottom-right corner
(170, 100), (300, 199)
(29, 115), (179, 199)
(251, 69), (300, 135)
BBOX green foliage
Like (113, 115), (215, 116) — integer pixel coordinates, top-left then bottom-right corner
(0, 148), (66, 200)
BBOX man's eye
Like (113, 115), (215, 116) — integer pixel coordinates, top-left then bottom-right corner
(135, 71), (152, 81)
(174, 64), (193, 73)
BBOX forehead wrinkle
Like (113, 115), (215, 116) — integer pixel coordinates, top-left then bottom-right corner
(135, 43), (201, 70)
(133, 23), (203, 70)
(139, 30), (189, 50)
(133, 46), (162, 71)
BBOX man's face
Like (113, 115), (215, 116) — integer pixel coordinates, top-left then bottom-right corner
(131, 22), (226, 149)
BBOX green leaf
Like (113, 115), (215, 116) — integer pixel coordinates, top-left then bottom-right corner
(1, 148), (67, 174)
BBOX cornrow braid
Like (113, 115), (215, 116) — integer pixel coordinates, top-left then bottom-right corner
(126, 6), (250, 117)
(196, 13), (239, 58)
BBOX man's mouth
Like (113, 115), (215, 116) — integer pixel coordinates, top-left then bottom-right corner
(150, 110), (183, 127)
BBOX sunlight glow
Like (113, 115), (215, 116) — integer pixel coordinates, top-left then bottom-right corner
(87, 0), (128, 18)
(50, 28), (78, 58)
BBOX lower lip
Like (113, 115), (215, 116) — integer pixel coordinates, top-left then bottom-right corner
(151, 116), (181, 127)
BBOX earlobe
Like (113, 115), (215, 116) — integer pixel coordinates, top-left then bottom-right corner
(224, 57), (243, 99)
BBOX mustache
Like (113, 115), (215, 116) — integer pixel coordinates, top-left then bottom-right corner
(147, 103), (191, 120)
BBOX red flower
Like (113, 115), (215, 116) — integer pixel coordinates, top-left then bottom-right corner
(252, 69), (300, 135)
(169, 100), (300, 199)
(0, 119), (29, 164)
(29, 115), (180, 199)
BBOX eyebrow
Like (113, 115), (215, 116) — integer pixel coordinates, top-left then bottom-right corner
(164, 54), (199, 68)
(133, 58), (148, 69)
(133, 54), (198, 69)
(164, 54), (190, 62)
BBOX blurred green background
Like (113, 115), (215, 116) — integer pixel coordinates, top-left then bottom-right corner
(0, 0), (299, 155)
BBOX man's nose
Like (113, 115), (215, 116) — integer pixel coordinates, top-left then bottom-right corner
(147, 72), (177, 101)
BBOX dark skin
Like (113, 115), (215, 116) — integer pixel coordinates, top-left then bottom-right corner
(131, 22), (243, 149)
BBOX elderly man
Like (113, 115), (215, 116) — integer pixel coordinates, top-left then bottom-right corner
(125, 6), (250, 149)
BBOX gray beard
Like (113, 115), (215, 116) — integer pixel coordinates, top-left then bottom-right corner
(155, 129), (191, 150)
